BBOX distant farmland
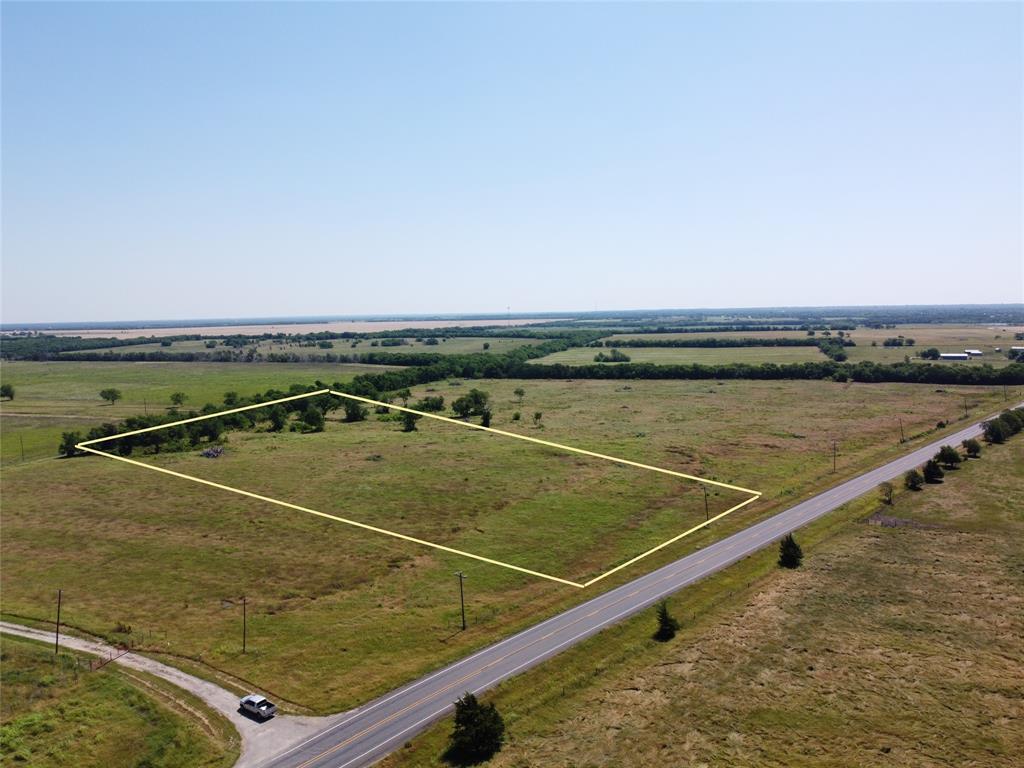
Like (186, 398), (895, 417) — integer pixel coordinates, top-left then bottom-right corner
(530, 346), (826, 365)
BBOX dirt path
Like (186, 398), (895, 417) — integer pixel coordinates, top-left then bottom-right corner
(0, 621), (352, 768)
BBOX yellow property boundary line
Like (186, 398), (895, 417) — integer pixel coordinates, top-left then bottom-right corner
(78, 389), (762, 588)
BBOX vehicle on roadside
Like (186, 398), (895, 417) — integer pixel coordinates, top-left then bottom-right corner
(240, 694), (277, 720)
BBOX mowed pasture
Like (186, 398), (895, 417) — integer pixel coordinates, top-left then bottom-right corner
(529, 346), (826, 365)
(386, 437), (1024, 768)
(0, 361), (399, 464)
(1, 369), (1013, 712)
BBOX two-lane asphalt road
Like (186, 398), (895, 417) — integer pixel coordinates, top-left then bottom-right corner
(262, 411), (1015, 768)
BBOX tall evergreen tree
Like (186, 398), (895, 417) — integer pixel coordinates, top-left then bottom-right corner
(653, 601), (680, 642)
(778, 534), (803, 569)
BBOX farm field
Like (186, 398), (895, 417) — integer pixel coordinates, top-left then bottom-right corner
(64, 335), (537, 357)
(529, 346), (827, 365)
(582, 324), (1022, 367)
(605, 330), (811, 341)
(0, 634), (236, 768)
(0, 361), (399, 464)
(385, 436), (1024, 768)
(1, 368), (1013, 713)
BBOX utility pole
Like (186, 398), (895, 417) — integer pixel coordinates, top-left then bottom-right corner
(242, 596), (247, 653)
(455, 571), (467, 631)
(143, 398), (148, 415)
(54, 589), (62, 654)
(19, 435), (25, 461)
(963, 396), (969, 418)
(832, 440), (837, 474)
(898, 417), (905, 444)
(702, 485), (710, 522)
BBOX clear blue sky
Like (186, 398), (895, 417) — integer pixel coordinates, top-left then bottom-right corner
(2, 1), (1021, 323)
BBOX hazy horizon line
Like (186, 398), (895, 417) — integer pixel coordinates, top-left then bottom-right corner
(3, 303), (1023, 332)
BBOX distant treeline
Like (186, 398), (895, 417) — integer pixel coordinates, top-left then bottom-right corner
(592, 324), (856, 335)
(63, 385), (339, 457)
(332, 357), (1024, 395)
(540, 305), (1023, 329)
(46, 344), (1024, 388)
(0, 334), (208, 359)
(56, 338), (578, 367)
(0, 329), (604, 360)
(508, 361), (1024, 386)
(603, 337), (855, 348)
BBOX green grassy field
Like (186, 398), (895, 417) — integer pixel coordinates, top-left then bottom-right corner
(0, 361), (398, 464)
(605, 330), (810, 341)
(842, 322), (1018, 366)
(384, 437), (1024, 768)
(66, 335), (536, 356)
(530, 346), (826, 365)
(0, 634), (237, 767)
(2, 363), (1013, 713)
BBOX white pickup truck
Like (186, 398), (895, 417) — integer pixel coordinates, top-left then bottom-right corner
(239, 694), (278, 720)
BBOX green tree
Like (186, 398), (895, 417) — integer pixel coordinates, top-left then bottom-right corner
(0, 383), (13, 400)
(778, 534), (803, 569)
(920, 347), (941, 360)
(344, 400), (368, 423)
(402, 411), (422, 432)
(923, 459), (944, 483)
(936, 445), (962, 469)
(223, 391), (240, 406)
(303, 406), (325, 432)
(653, 601), (680, 642)
(512, 411), (521, 421)
(267, 405), (288, 432)
(961, 438), (982, 458)
(878, 481), (894, 505)
(396, 389), (412, 406)
(999, 409), (1023, 435)
(58, 431), (82, 457)
(444, 693), (505, 766)
(480, 409), (492, 428)
(452, 389), (490, 418)
(513, 387), (525, 404)
(99, 388), (122, 406)
(904, 468), (924, 490)
(533, 411), (543, 426)
(170, 392), (187, 407)
(983, 419), (1007, 444)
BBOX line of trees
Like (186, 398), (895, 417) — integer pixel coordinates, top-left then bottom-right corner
(604, 337), (851, 348)
(59, 384), (339, 458)
(982, 407), (1024, 444)
(902, 408), (1023, 491)
(507, 360), (1024, 386)
(593, 348), (631, 362)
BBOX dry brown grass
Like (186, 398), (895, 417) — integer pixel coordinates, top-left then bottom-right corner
(385, 439), (1024, 767)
